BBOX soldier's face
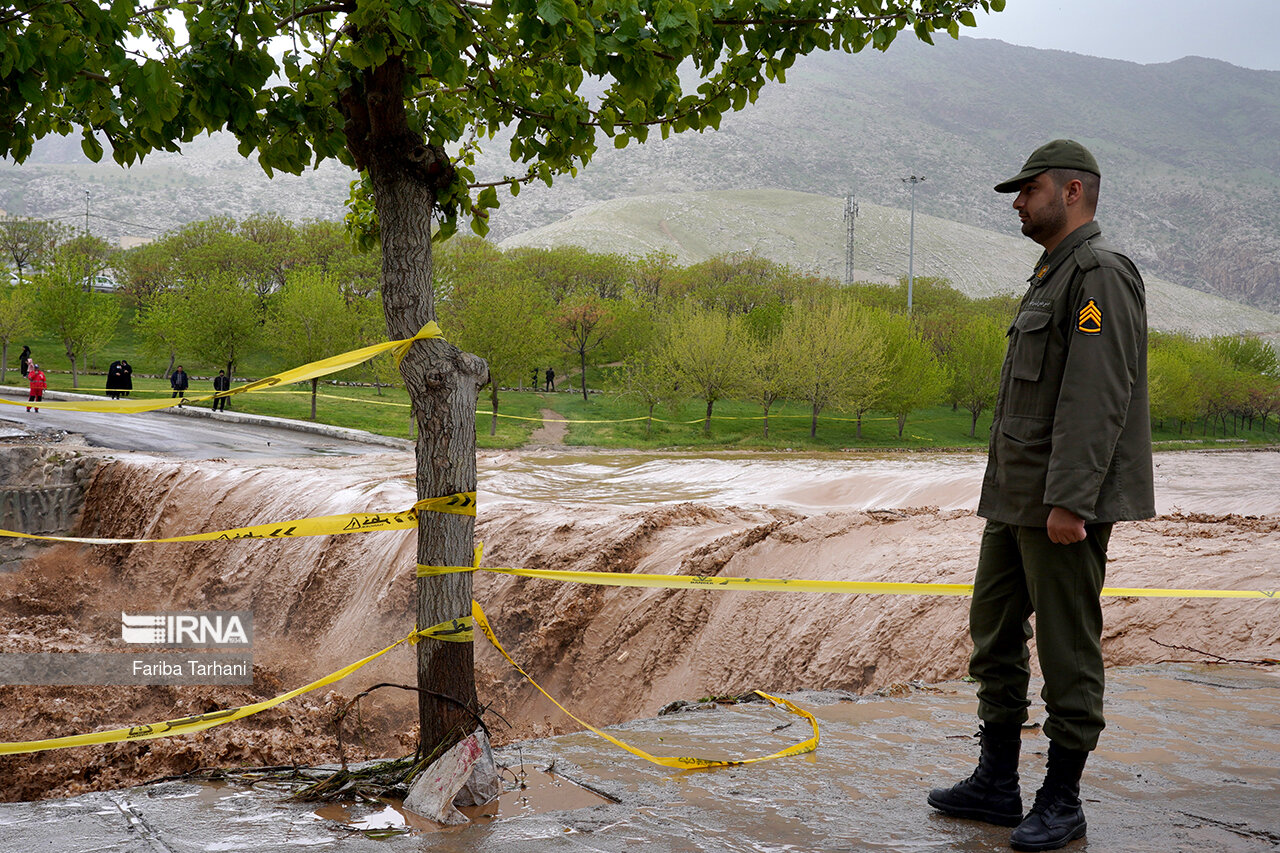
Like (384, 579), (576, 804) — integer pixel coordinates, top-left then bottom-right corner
(1012, 174), (1068, 247)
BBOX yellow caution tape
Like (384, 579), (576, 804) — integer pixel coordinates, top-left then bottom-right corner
(0, 492), (475, 545)
(0, 323), (442, 414)
(416, 616), (475, 643)
(472, 600), (818, 768)
(418, 563), (1278, 600)
(0, 630), (419, 755)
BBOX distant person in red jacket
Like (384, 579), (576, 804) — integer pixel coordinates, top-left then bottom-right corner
(27, 364), (46, 412)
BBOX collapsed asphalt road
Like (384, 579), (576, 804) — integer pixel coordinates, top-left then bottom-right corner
(0, 387), (409, 459)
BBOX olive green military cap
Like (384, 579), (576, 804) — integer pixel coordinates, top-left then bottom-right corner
(994, 139), (1100, 193)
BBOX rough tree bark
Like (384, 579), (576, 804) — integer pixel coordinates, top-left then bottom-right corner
(343, 57), (489, 754)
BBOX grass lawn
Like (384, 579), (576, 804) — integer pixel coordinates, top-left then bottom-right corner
(541, 393), (994, 451)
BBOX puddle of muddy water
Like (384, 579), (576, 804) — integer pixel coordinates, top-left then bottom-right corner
(310, 769), (609, 837)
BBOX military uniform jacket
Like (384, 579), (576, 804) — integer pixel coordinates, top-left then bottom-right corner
(978, 222), (1155, 526)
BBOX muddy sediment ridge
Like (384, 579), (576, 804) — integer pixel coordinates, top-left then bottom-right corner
(1, 448), (1278, 802)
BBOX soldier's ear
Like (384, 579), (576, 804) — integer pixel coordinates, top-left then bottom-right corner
(1063, 178), (1085, 206)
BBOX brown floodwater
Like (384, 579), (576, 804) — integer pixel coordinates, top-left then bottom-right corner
(2, 446), (1276, 806)
(477, 448), (1280, 517)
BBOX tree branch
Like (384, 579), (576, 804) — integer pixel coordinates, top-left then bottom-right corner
(277, 1), (351, 29)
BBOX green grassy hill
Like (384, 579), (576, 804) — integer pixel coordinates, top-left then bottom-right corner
(498, 188), (1280, 342)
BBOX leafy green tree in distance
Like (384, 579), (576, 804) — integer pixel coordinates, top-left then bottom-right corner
(0, 286), (33, 383)
(0, 216), (60, 286)
(1147, 337), (1199, 434)
(447, 275), (554, 435)
(612, 351), (680, 436)
(781, 297), (885, 439)
(944, 313), (1005, 437)
(30, 250), (121, 387)
(175, 274), (262, 388)
(555, 295), (615, 403)
(1, 0), (1004, 754)
(877, 314), (947, 437)
(663, 302), (746, 436)
(270, 267), (365, 420)
(738, 313), (793, 438)
(134, 289), (187, 378)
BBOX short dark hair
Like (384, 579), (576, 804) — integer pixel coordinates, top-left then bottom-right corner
(1045, 168), (1100, 210)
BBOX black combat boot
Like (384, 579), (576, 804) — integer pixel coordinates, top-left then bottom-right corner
(1010, 741), (1089, 851)
(927, 722), (1023, 826)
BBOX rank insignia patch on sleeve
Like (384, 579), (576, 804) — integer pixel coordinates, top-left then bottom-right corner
(1077, 299), (1103, 335)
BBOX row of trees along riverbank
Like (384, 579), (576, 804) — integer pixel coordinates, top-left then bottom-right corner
(2, 215), (1278, 442)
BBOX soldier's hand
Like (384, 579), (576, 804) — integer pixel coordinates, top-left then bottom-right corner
(1047, 506), (1087, 544)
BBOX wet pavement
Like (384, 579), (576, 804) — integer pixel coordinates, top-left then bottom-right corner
(0, 389), (408, 458)
(2, 664), (1275, 852)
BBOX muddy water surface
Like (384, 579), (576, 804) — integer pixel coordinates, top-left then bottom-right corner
(2, 445), (1278, 811)
(479, 448), (1280, 516)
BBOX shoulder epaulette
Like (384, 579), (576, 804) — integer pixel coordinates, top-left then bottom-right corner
(1073, 240), (1101, 272)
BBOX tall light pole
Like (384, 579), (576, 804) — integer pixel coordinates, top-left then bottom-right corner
(901, 175), (925, 314)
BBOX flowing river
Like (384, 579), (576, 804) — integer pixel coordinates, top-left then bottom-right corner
(478, 447), (1280, 517)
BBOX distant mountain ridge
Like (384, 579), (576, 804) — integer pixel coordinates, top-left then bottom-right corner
(2, 36), (1277, 311)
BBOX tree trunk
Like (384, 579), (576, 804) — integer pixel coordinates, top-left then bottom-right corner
(969, 408), (979, 437)
(69, 352), (78, 388)
(856, 412), (863, 440)
(1, 342), (7, 384)
(762, 402), (771, 438)
(365, 127), (487, 757)
(810, 402), (818, 438)
(310, 377), (319, 420)
(579, 350), (588, 402)
(167, 351), (175, 378)
(704, 397), (714, 436)
(646, 402), (653, 437)
(897, 413), (906, 437)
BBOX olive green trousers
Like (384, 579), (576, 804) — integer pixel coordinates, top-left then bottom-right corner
(969, 520), (1113, 752)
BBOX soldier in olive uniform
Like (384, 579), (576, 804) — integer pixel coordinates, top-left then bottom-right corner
(928, 140), (1154, 852)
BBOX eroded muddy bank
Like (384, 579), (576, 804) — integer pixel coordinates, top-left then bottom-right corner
(1, 449), (1277, 801)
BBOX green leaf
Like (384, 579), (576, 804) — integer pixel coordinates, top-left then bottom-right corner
(80, 133), (104, 162)
(537, 0), (564, 25)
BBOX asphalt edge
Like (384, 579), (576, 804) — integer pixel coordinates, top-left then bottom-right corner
(0, 386), (414, 452)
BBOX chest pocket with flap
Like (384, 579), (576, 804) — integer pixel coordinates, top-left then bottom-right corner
(1010, 310), (1053, 382)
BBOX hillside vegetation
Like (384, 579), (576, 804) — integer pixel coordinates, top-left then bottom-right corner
(499, 189), (1280, 343)
(2, 38), (1277, 310)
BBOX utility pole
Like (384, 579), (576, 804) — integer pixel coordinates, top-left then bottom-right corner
(843, 194), (858, 285)
(901, 175), (925, 314)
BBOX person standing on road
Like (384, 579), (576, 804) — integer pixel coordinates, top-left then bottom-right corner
(212, 369), (230, 411)
(26, 363), (45, 412)
(170, 365), (189, 399)
(927, 140), (1154, 852)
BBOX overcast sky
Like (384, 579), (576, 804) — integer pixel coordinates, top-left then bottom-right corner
(970, 0), (1279, 71)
